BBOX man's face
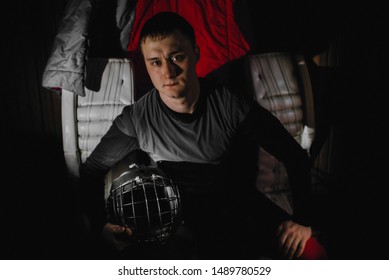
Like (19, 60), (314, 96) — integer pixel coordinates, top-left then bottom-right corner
(140, 30), (199, 99)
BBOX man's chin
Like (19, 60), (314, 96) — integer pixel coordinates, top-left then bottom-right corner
(160, 87), (186, 98)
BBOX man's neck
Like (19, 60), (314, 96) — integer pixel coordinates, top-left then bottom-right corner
(159, 80), (200, 114)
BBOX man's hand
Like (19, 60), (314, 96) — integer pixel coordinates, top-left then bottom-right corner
(276, 220), (312, 259)
(102, 223), (133, 251)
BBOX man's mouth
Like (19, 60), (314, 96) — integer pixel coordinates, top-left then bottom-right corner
(164, 82), (178, 87)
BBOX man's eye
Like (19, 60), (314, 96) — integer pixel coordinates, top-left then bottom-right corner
(151, 60), (161, 66)
(171, 55), (185, 63)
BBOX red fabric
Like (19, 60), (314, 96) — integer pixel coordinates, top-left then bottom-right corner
(127, 0), (250, 77)
(300, 237), (328, 260)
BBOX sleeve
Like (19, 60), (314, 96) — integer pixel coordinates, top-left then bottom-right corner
(79, 119), (140, 235)
(42, 0), (93, 96)
(116, 0), (137, 50)
(239, 102), (313, 226)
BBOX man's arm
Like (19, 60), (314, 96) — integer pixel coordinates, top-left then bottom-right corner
(239, 102), (313, 259)
(79, 123), (140, 235)
(240, 102), (312, 224)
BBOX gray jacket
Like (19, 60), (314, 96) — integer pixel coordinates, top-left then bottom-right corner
(42, 0), (137, 96)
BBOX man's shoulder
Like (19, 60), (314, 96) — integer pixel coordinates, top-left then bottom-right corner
(201, 78), (252, 109)
(134, 88), (157, 106)
(122, 88), (157, 114)
(201, 78), (232, 101)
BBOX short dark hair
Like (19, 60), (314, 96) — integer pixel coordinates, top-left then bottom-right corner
(139, 12), (196, 50)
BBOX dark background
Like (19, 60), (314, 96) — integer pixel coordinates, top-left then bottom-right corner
(2, 0), (388, 259)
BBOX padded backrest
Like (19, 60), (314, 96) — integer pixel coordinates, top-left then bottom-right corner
(62, 58), (135, 180)
(77, 58), (135, 162)
(246, 52), (315, 214)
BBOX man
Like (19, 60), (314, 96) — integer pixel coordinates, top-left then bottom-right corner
(80, 11), (315, 260)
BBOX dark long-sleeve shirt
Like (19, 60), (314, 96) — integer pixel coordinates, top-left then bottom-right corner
(80, 78), (312, 234)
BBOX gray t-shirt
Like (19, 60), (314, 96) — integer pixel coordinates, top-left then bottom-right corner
(114, 79), (250, 164)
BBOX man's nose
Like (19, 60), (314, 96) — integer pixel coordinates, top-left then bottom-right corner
(163, 61), (177, 78)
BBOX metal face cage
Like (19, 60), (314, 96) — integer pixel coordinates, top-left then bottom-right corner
(107, 164), (181, 244)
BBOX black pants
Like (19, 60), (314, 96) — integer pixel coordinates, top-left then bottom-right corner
(115, 189), (291, 260)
